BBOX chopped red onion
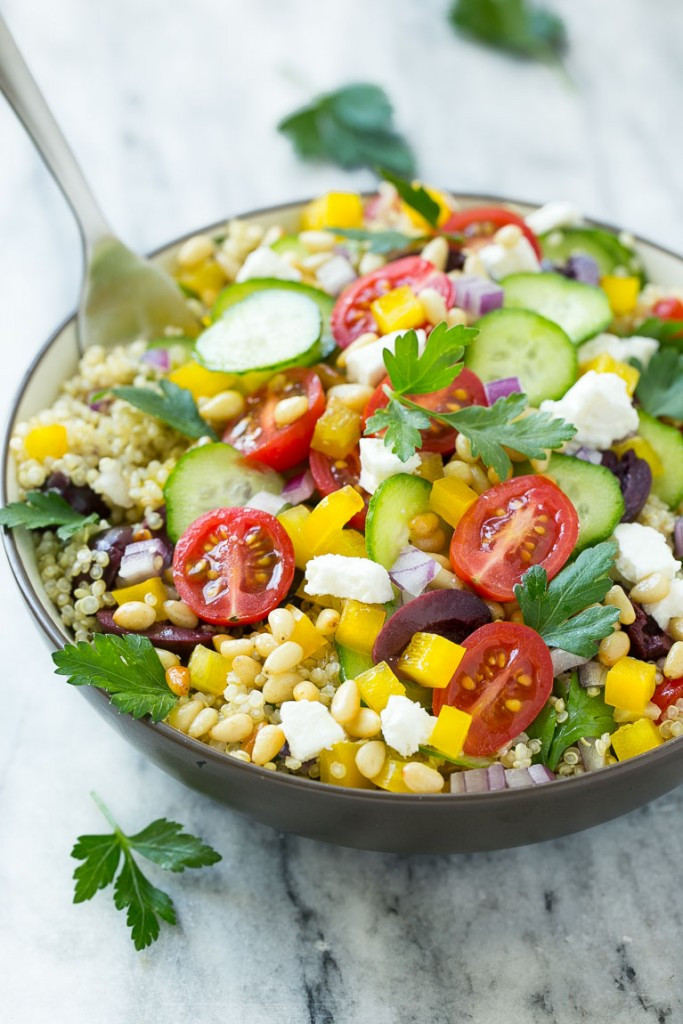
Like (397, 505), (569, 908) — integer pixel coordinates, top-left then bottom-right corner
(486, 763), (507, 791)
(450, 761), (549, 793)
(550, 648), (590, 676)
(574, 446), (603, 465)
(578, 662), (607, 689)
(566, 254), (601, 286)
(462, 768), (489, 793)
(142, 348), (171, 371)
(246, 491), (287, 516)
(504, 766), (555, 788)
(282, 470), (315, 505)
(118, 538), (167, 585)
(527, 764), (556, 784)
(675, 518), (683, 559)
(389, 545), (438, 596)
(484, 376), (522, 405)
(453, 275), (503, 317)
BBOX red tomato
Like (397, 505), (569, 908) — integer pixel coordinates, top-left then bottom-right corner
(652, 676), (683, 718)
(309, 447), (368, 530)
(363, 367), (487, 454)
(442, 206), (542, 259)
(653, 297), (683, 338)
(223, 368), (324, 473)
(433, 622), (553, 756)
(331, 256), (455, 348)
(450, 475), (579, 602)
(173, 507), (295, 626)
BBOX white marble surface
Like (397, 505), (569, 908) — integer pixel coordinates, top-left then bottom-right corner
(2, 1), (683, 1020)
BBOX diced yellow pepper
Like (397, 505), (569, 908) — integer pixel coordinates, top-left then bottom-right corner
(319, 741), (375, 788)
(310, 400), (362, 460)
(355, 661), (406, 712)
(335, 599), (386, 656)
(402, 184), (452, 230)
(178, 260), (226, 302)
(371, 285), (425, 334)
(168, 361), (235, 400)
(187, 645), (230, 696)
(285, 604), (329, 660)
(611, 718), (664, 761)
(24, 424), (68, 461)
(112, 577), (168, 622)
(604, 656), (657, 714)
(319, 528), (368, 559)
(372, 756), (412, 793)
(601, 275), (640, 316)
(416, 452), (445, 483)
(429, 476), (478, 528)
(301, 192), (364, 231)
(300, 484), (364, 554)
(581, 353), (640, 396)
(397, 632), (466, 689)
(428, 705), (473, 759)
(277, 505), (314, 569)
(612, 436), (663, 477)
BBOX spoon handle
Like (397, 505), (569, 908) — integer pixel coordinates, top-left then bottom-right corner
(0, 12), (112, 249)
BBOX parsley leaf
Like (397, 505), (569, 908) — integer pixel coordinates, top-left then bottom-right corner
(0, 490), (100, 540)
(72, 793), (221, 950)
(632, 317), (683, 346)
(378, 169), (440, 227)
(52, 633), (177, 722)
(366, 397), (431, 462)
(545, 673), (616, 771)
(329, 228), (427, 255)
(384, 322), (476, 396)
(635, 348), (683, 419)
(278, 83), (415, 177)
(514, 542), (621, 657)
(104, 380), (217, 440)
(449, 0), (567, 63)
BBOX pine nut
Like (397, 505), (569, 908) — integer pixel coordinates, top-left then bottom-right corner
(262, 671), (299, 704)
(409, 512), (440, 538)
(209, 712), (255, 743)
(455, 433), (477, 463)
(420, 236), (448, 271)
(168, 698), (204, 733)
(273, 396), (308, 428)
(604, 585), (636, 625)
(254, 633), (278, 658)
(331, 679), (361, 724)
(494, 224), (523, 248)
(299, 229), (336, 252)
(419, 287), (448, 326)
(669, 618), (683, 643)
(188, 706), (219, 738)
(326, 383), (375, 412)
(470, 465), (489, 494)
(268, 607), (295, 643)
(315, 608), (340, 635)
(359, 253), (385, 276)
(509, 609), (525, 624)
(219, 637), (254, 661)
(412, 530), (447, 553)
(446, 307), (468, 328)
(293, 680), (320, 702)
(252, 725), (285, 765)
(429, 566), (463, 590)
(663, 642), (683, 680)
(630, 573), (671, 604)
(598, 630), (631, 667)
(177, 234), (214, 268)
(530, 451), (551, 473)
(165, 665), (191, 697)
(444, 460), (474, 485)
(164, 600), (199, 629)
(232, 655), (261, 684)
(113, 601), (156, 631)
(263, 641), (304, 674)
(345, 707), (381, 738)
(198, 390), (246, 422)
(402, 762), (445, 793)
(156, 648), (180, 670)
(355, 740), (387, 779)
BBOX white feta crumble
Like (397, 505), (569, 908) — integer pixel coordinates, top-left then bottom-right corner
(577, 332), (659, 369)
(345, 329), (426, 388)
(279, 701), (345, 762)
(380, 695), (436, 757)
(643, 578), (683, 631)
(235, 246), (302, 283)
(525, 201), (582, 236)
(315, 254), (356, 296)
(540, 371), (638, 449)
(613, 523), (681, 584)
(478, 235), (540, 281)
(93, 457), (132, 508)
(358, 437), (421, 494)
(304, 554), (394, 604)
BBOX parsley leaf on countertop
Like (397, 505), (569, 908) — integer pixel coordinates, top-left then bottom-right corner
(0, 490), (100, 540)
(72, 793), (221, 950)
(378, 169), (440, 227)
(103, 380), (218, 441)
(528, 674), (616, 772)
(635, 347), (683, 420)
(449, 0), (567, 63)
(514, 542), (621, 657)
(278, 83), (415, 177)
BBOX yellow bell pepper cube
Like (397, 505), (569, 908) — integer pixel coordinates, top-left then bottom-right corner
(168, 361), (235, 401)
(612, 436), (663, 477)
(604, 656), (657, 714)
(319, 529), (368, 559)
(601, 274), (640, 316)
(178, 260), (226, 302)
(187, 645), (230, 696)
(355, 661), (406, 713)
(397, 632), (466, 689)
(277, 505), (314, 569)
(24, 424), (68, 461)
(581, 353), (640, 396)
(335, 599), (386, 656)
(611, 718), (664, 761)
(310, 400), (362, 460)
(301, 192), (364, 231)
(428, 705), (473, 759)
(319, 741), (375, 788)
(371, 286), (425, 334)
(112, 577), (168, 622)
(285, 604), (329, 660)
(401, 184), (452, 230)
(429, 476), (478, 528)
(300, 485), (364, 554)
(372, 756), (412, 793)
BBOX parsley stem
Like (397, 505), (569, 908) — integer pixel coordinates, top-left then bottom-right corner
(90, 791), (127, 845)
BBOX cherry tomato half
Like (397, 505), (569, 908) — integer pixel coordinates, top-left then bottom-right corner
(223, 368), (324, 473)
(309, 446), (368, 530)
(450, 475), (579, 602)
(331, 255), (455, 348)
(433, 621), (554, 756)
(363, 367), (487, 454)
(652, 676), (683, 719)
(173, 507), (295, 626)
(442, 206), (542, 260)
(653, 297), (683, 339)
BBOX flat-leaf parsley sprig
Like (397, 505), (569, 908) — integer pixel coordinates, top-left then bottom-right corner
(72, 792), (221, 950)
(94, 380), (218, 441)
(0, 490), (101, 540)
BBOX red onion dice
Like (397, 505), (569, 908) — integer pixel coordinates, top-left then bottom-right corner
(484, 376), (522, 405)
(452, 276), (503, 317)
(282, 470), (315, 505)
(118, 538), (168, 585)
(246, 491), (287, 516)
(142, 348), (171, 371)
(389, 545), (438, 597)
(674, 518), (683, 559)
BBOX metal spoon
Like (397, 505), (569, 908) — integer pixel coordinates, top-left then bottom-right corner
(0, 12), (200, 352)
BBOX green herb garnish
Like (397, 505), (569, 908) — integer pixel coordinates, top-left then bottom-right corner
(378, 169), (440, 227)
(631, 317), (683, 346)
(635, 348), (683, 420)
(449, 0), (567, 63)
(0, 490), (100, 540)
(330, 227), (463, 256)
(102, 380), (218, 441)
(528, 673), (616, 771)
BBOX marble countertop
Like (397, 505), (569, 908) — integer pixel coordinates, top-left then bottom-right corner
(2, 1), (682, 1020)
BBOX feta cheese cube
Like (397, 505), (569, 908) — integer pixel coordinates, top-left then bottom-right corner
(644, 578), (683, 631)
(304, 554), (394, 604)
(315, 254), (356, 296)
(358, 437), (421, 494)
(380, 695), (436, 757)
(578, 332), (659, 369)
(525, 201), (582, 236)
(613, 523), (681, 584)
(540, 371), (638, 448)
(279, 701), (345, 762)
(345, 329), (426, 387)
(236, 246), (302, 283)
(479, 236), (540, 281)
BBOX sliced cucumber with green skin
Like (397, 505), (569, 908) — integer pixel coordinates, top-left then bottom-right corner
(212, 278), (335, 356)
(336, 643), (374, 682)
(637, 411), (683, 508)
(366, 474), (432, 570)
(466, 309), (577, 404)
(164, 443), (283, 541)
(544, 453), (625, 553)
(540, 227), (645, 282)
(503, 272), (612, 345)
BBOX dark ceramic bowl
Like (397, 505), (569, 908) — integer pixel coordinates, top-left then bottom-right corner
(4, 195), (683, 854)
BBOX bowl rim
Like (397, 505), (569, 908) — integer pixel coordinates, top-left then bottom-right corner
(4, 190), (683, 807)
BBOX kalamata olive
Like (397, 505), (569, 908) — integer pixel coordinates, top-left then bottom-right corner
(96, 609), (218, 653)
(43, 471), (109, 518)
(601, 449), (652, 522)
(92, 526), (135, 587)
(445, 248), (466, 273)
(372, 589), (491, 668)
(623, 605), (672, 661)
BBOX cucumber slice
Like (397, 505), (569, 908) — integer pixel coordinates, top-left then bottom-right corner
(164, 442), (283, 541)
(366, 474), (432, 569)
(212, 278), (335, 355)
(466, 309), (577, 404)
(503, 272), (612, 344)
(540, 227), (645, 282)
(544, 453), (625, 553)
(336, 643), (374, 682)
(637, 411), (683, 508)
